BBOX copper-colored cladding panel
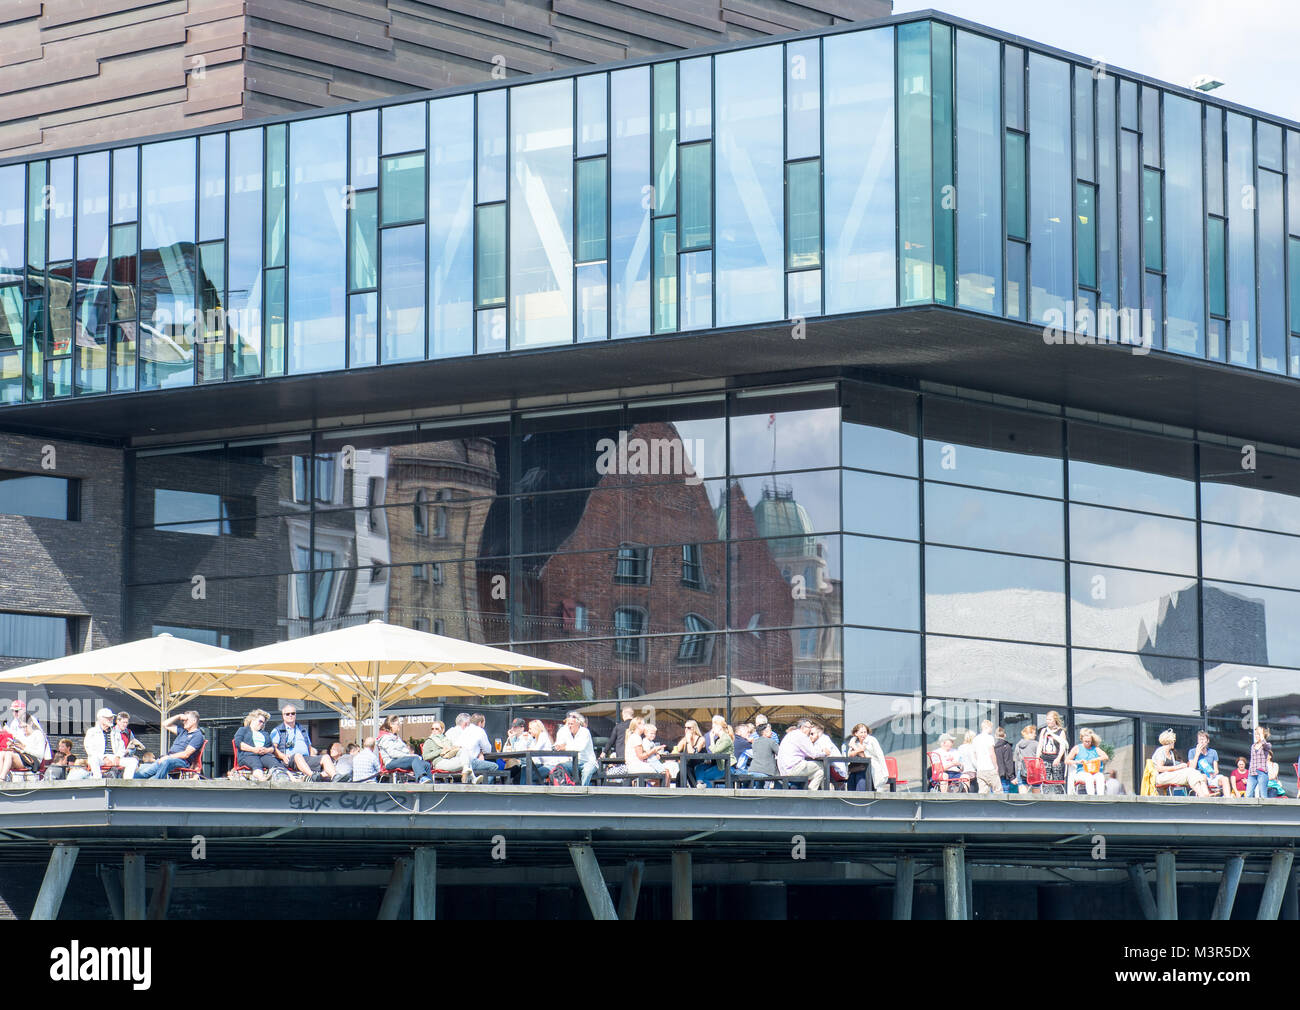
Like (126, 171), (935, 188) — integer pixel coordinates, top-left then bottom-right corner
(1, 0), (890, 156)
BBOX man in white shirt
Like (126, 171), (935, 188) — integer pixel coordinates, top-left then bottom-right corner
(554, 711), (598, 785)
(457, 713), (498, 784)
(445, 712), (470, 746)
(82, 707), (139, 779)
(973, 720), (1002, 794)
(353, 737), (380, 783)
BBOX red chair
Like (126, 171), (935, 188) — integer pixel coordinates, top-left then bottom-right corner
(232, 741), (253, 776)
(929, 751), (967, 792)
(885, 756), (907, 792)
(168, 739), (206, 780)
(1024, 756), (1066, 794)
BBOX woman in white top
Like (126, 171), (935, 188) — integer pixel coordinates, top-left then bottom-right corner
(527, 718), (555, 779)
(625, 718), (674, 786)
(846, 722), (889, 792)
(0, 714), (50, 780)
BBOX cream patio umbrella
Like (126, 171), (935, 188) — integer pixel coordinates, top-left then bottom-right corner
(183, 620), (570, 733)
(579, 676), (841, 725)
(0, 633), (303, 728)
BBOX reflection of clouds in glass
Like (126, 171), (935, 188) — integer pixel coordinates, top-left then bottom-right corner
(1202, 482), (1300, 538)
(926, 586), (1064, 645)
(1072, 650), (1199, 715)
(925, 636), (1065, 705)
(730, 407), (838, 475)
(1070, 505), (1195, 574)
(1204, 662), (1300, 724)
(1203, 524), (1300, 591)
(671, 418), (726, 479)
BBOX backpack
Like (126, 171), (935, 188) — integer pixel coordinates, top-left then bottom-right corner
(548, 764), (575, 786)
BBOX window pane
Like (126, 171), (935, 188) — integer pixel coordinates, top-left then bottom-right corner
(730, 399), (838, 474)
(1028, 53), (1071, 324)
(844, 470), (917, 539)
(679, 57), (711, 143)
(786, 159), (821, 269)
(139, 138), (196, 390)
(652, 61), (676, 217)
(1203, 580), (1300, 667)
(1073, 650), (1199, 716)
(843, 383), (917, 476)
(1141, 86), (1160, 166)
(1006, 240), (1026, 318)
(228, 129), (263, 378)
(1120, 79), (1137, 130)
(680, 250), (711, 331)
(288, 116), (347, 374)
(1067, 423), (1195, 518)
(112, 146), (138, 225)
(926, 545), (1065, 644)
(1226, 113), (1256, 367)
(0, 472), (74, 520)
(1291, 237), (1300, 336)
(786, 39), (820, 160)
(844, 632), (920, 694)
(1074, 67), (1093, 181)
(349, 189), (377, 291)
(475, 204), (506, 309)
(897, 22), (931, 305)
(1004, 45), (1024, 131)
(1076, 182), (1096, 290)
(576, 261), (607, 341)
(380, 223), (425, 363)
(823, 29), (895, 313)
(1142, 167), (1162, 272)
(349, 291), (377, 368)
(1005, 131), (1026, 241)
(351, 109), (378, 189)
(1162, 95), (1203, 356)
(198, 133), (225, 242)
(1202, 523), (1300, 592)
(843, 535), (919, 630)
(1097, 76), (1118, 315)
(923, 398), (1062, 497)
(925, 483), (1063, 557)
(1071, 565), (1199, 658)
(0, 612), (68, 659)
(265, 124), (286, 273)
(928, 637), (1066, 706)
(1119, 130), (1140, 313)
(955, 31), (1001, 313)
(653, 216), (676, 333)
(786, 269), (820, 318)
(611, 67), (650, 338)
(382, 102), (425, 155)
(679, 142), (711, 251)
(715, 44), (783, 326)
(576, 158), (607, 262)
(477, 89), (506, 204)
(1209, 217), (1227, 318)
(510, 80), (573, 347)
(380, 153), (425, 226)
(1258, 169), (1285, 373)
(76, 151), (110, 395)
(1070, 503), (1196, 575)
(576, 73), (607, 157)
(429, 95), (474, 358)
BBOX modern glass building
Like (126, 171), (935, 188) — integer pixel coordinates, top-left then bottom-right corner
(3, 8), (1300, 791)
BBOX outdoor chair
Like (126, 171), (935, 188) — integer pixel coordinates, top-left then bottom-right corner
(168, 739), (206, 780)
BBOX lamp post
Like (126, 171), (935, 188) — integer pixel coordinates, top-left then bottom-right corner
(1238, 675), (1259, 734)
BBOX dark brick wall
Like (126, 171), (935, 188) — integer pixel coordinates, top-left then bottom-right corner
(0, 432), (124, 672)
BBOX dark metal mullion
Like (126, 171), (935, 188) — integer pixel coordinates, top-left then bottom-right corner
(571, 77), (578, 344)
(916, 390), (927, 729)
(1194, 440), (1207, 724)
(1062, 418), (1073, 725)
(345, 115), (353, 371)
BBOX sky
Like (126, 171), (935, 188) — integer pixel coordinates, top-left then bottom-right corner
(892, 0), (1300, 122)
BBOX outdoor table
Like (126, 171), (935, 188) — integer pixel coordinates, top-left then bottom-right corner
(494, 749), (578, 785)
(674, 750), (732, 788)
(814, 754), (873, 791)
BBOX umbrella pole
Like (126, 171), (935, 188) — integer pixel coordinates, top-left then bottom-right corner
(157, 683), (169, 750)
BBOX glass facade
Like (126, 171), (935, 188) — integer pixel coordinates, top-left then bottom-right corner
(0, 15), (1289, 403)
(107, 378), (1300, 791)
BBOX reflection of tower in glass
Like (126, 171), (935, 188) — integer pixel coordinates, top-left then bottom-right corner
(751, 479), (841, 692)
(386, 438), (499, 642)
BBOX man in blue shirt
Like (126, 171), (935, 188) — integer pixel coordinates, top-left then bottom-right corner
(1188, 729), (1231, 796)
(136, 711), (205, 779)
(270, 705), (335, 779)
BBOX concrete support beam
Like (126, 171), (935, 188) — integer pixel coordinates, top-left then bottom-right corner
(123, 853), (147, 921)
(567, 845), (616, 921)
(1257, 850), (1295, 920)
(147, 861), (175, 921)
(1210, 855), (1244, 921)
(942, 845), (966, 921)
(671, 851), (693, 920)
(892, 856), (915, 921)
(1155, 851), (1177, 920)
(377, 856), (413, 920)
(30, 844), (79, 921)
(1127, 863), (1157, 920)
(965, 864), (974, 920)
(413, 848), (436, 920)
(617, 860), (644, 921)
(99, 867), (123, 922)
(1283, 868), (1298, 921)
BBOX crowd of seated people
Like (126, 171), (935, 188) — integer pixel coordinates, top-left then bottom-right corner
(928, 714), (1289, 799)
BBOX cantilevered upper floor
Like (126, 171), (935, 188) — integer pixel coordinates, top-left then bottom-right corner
(1, 8), (1299, 441)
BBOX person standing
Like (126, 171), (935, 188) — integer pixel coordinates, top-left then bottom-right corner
(1013, 725), (1038, 792)
(605, 706), (634, 760)
(1247, 726), (1273, 798)
(1036, 711), (1069, 784)
(973, 720), (1003, 794)
(993, 726), (1016, 792)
